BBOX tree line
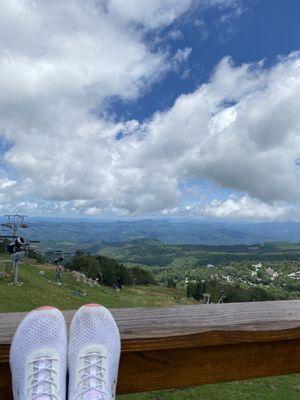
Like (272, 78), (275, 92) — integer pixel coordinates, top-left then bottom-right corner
(67, 254), (155, 287)
(187, 279), (296, 303)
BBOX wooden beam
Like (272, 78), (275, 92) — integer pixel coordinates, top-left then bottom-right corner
(1, 301), (300, 398)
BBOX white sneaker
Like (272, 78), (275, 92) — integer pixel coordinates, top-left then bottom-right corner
(9, 306), (67, 400)
(68, 304), (121, 400)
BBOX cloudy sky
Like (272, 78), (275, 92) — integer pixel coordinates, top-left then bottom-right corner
(0, 0), (300, 220)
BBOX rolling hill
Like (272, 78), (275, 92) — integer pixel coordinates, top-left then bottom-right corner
(99, 239), (300, 268)
(7, 217), (300, 251)
(0, 257), (193, 313)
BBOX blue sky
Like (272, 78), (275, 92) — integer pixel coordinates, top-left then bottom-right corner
(0, 0), (300, 220)
(112, 0), (300, 121)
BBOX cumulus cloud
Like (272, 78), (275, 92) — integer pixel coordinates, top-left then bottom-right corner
(107, 0), (193, 29)
(201, 196), (288, 220)
(0, 177), (17, 190)
(129, 54), (300, 210)
(0, 0), (174, 205)
(161, 196), (289, 220)
(0, 0), (299, 220)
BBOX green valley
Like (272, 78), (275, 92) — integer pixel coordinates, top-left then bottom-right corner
(1, 241), (300, 400)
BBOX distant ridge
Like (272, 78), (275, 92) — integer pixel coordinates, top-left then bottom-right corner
(6, 217), (300, 248)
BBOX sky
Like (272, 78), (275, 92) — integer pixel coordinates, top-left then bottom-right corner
(0, 0), (300, 220)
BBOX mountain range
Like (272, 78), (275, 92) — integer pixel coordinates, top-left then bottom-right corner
(2, 217), (300, 249)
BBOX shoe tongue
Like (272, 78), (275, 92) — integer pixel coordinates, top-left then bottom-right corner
(82, 389), (106, 400)
(35, 396), (52, 400)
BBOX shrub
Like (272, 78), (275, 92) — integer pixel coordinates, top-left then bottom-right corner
(69, 254), (156, 287)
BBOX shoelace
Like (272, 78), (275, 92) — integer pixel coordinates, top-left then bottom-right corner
(27, 355), (58, 400)
(76, 352), (108, 400)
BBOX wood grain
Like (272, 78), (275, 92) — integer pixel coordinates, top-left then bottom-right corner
(1, 301), (300, 398)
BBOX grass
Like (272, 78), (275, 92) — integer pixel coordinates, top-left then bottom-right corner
(120, 374), (300, 400)
(0, 259), (194, 312)
(1, 258), (299, 399)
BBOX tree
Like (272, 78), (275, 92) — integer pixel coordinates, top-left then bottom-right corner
(68, 255), (155, 288)
(129, 266), (155, 285)
(70, 256), (101, 278)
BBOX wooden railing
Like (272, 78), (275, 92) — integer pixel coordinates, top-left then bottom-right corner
(1, 300), (300, 398)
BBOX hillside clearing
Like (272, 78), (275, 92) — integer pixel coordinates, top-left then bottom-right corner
(0, 260), (194, 312)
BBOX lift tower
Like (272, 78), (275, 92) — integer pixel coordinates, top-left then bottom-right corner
(1, 215), (39, 283)
(1, 214), (29, 237)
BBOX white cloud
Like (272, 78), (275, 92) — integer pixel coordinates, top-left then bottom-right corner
(160, 196), (289, 220)
(107, 0), (193, 29)
(0, 0), (299, 220)
(168, 29), (184, 41)
(129, 53), (300, 210)
(0, 177), (17, 190)
(173, 47), (193, 64)
(201, 196), (288, 220)
(0, 0), (174, 206)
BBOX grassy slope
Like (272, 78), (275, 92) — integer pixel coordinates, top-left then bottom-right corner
(1, 257), (299, 399)
(0, 258), (193, 312)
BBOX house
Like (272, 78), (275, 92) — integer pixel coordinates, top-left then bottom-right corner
(266, 267), (279, 281)
(288, 271), (300, 280)
(252, 262), (262, 272)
